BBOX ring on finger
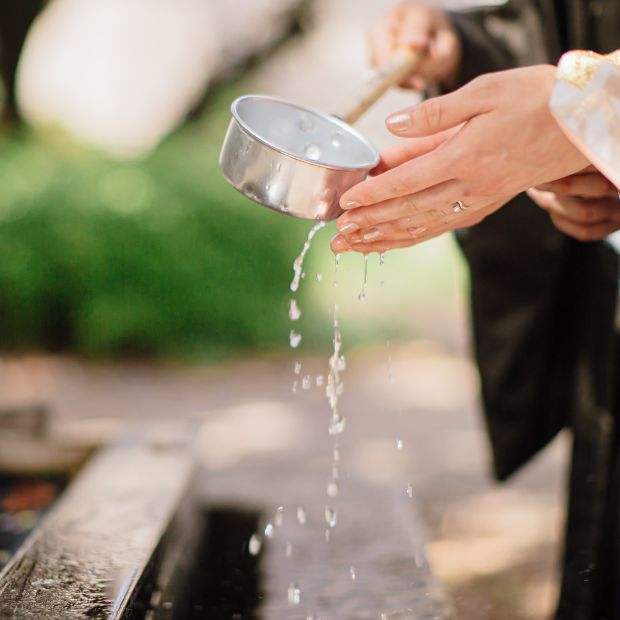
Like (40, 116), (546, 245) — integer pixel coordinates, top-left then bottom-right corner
(452, 200), (469, 214)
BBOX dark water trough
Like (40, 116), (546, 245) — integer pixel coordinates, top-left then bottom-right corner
(0, 427), (451, 619)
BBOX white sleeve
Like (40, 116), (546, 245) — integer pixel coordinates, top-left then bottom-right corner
(549, 50), (620, 189)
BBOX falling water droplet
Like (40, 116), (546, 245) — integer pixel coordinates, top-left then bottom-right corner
(289, 330), (302, 348)
(285, 543), (293, 557)
(288, 583), (301, 605)
(294, 362), (302, 375)
(264, 522), (274, 538)
(329, 413), (346, 435)
(333, 447), (340, 461)
(325, 506), (338, 528)
(350, 566), (357, 581)
(331, 130), (344, 148)
(275, 506), (284, 527)
(325, 529), (331, 542)
(292, 381), (298, 393)
(304, 144), (322, 161)
(289, 299), (301, 321)
(302, 375), (312, 390)
(327, 479), (339, 497)
(406, 484), (414, 499)
(248, 534), (262, 556)
(316, 272), (323, 282)
(315, 374), (324, 387)
(297, 506), (307, 525)
(396, 439), (404, 451)
(358, 254), (369, 303)
(379, 252), (385, 266)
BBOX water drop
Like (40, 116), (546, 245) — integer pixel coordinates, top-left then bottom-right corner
(331, 130), (344, 148)
(248, 534), (262, 556)
(329, 413), (346, 436)
(292, 381), (298, 393)
(379, 251), (385, 266)
(294, 362), (302, 375)
(327, 479), (339, 497)
(302, 375), (312, 390)
(315, 374), (324, 387)
(304, 144), (322, 161)
(316, 272), (323, 282)
(325, 506), (338, 528)
(406, 484), (414, 499)
(298, 114), (314, 132)
(289, 330), (302, 348)
(264, 522), (274, 538)
(358, 254), (369, 303)
(333, 447), (340, 461)
(396, 439), (404, 451)
(297, 506), (307, 525)
(336, 355), (346, 372)
(350, 566), (357, 581)
(289, 299), (301, 321)
(275, 506), (284, 527)
(288, 583), (301, 605)
(285, 542), (293, 557)
(325, 529), (331, 542)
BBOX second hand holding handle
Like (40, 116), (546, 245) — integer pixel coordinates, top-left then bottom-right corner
(340, 48), (424, 125)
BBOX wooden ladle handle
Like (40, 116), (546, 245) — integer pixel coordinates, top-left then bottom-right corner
(340, 48), (423, 125)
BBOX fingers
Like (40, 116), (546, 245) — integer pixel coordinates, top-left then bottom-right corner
(331, 223), (447, 255)
(338, 180), (463, 232)
(549, 213), (619, 242)
(534, 172), (617, 198)
(385, 80), (485, 138)
(368, 12), (400, 67)
(331, 203), (497, 254)
(373, 128), (459, 174)
(340, 143), (458, 209)
(528, 188), (620, 224)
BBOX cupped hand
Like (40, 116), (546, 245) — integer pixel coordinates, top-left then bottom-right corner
(527, 166), (620, 241)
(331, 65), (590, 255)
(368, 2), (461, 90)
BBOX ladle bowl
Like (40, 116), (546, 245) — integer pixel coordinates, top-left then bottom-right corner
(220, 95), (380, 221)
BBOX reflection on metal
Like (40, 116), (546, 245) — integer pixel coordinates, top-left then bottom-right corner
(0, 437), (195, 619)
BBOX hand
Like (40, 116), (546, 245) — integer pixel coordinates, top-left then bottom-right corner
(331, 65), (590, 255)
(368, 2), (461, 90)
(527, 166), (620, 241)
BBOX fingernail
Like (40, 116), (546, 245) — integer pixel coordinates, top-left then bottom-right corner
(331, 235), (349, 251)
(362, 228), (383, 242)
(341, 199), (361, 209)
(338, 222), (359, 234)
(386, 112), (411, 133)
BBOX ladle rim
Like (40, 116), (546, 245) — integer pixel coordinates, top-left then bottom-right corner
(230, 94), (380, 171)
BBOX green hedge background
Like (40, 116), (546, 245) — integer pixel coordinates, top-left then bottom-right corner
(0, 85), (321, 359)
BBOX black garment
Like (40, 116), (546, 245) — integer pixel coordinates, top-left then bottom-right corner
(447, 1), (620, 618)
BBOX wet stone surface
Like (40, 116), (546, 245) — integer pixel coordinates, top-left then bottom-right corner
(0, 441), (194, 619)
(198, 459), (450, 620)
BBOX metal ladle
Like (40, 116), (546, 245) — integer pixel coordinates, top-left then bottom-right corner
(219, 49), (422, 221)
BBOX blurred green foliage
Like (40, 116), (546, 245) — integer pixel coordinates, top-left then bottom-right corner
(0, 85), (315, 359)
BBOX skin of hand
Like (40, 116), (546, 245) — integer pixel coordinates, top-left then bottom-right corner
(331, 65), (591, 255)
(368, 2), (462, 90)
(527, 166), (620, 241)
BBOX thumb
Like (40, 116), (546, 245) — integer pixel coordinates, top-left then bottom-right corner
(386, 86), (482, 137)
